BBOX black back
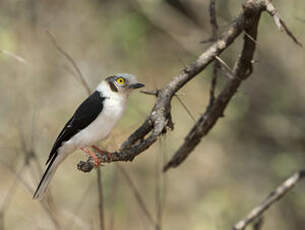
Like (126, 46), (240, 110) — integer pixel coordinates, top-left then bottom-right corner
(46, 91), (106, 164)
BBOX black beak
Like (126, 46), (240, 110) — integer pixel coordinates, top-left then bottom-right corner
(128, 83), (145, 89)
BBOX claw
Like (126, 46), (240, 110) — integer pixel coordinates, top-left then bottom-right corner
(80, 147), (100, 166)
(92, 145), (112, 161)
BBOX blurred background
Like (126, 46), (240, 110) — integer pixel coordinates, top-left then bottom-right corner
(0, 0), (305, 229)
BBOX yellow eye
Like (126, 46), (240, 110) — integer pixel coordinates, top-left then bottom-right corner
(116, 77), (125, 84)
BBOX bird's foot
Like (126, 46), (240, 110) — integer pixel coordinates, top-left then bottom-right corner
(80, 147), (101, 166)
(92, 145), (112, 161)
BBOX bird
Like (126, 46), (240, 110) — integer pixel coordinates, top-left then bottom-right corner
(33, 73), (144, 200)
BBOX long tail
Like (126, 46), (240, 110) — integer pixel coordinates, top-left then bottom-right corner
(33, 154), (63, 200)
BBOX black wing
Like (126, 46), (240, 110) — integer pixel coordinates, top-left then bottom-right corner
(46, 91), (105, 165)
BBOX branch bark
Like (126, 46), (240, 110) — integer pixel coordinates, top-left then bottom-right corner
(207, 0), (219, 109)
(164, 0), (261, 171)
(77, 0), (301, 173)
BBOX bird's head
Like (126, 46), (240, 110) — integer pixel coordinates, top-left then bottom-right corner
(104, 73), (144, 96)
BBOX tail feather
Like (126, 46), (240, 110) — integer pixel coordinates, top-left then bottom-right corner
(33, 154), (63, 200)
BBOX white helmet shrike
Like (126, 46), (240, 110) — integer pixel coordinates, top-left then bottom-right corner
(33, 73), (144, 200)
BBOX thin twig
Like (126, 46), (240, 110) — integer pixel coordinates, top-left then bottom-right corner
(0, 164), (27, 211)
(0, 49), (27, 64)
(244, 31), (258, 45)
(174, 94), (196, 122)
(19, 123), (58, 216)
(65, 181), (94, 230)
(0, 160), (33, 194)
(97, 168), (105, 230)
(155, 142), (161, 230)
(264, 0), (302, 47)
(295, 17), (305, 23)
(214, 56), (235, 79)
(117, 165), (156, 228)
(18, 125), (60, 228)
(209, 0), (218, 38)
(46, 30), (91, 94)
(207, 0), (220, 109)
(253, 217), (264, 230)
(108, 133), (156, 230)
(0, 159), (60, 229)
(141, 90), (159, 96)
(0, 212), (3, 230)
(108, 168), (119, 230)
(200, 38), (215, 44)
(233, 170), (305, 230)
(155, 138), (167, 230)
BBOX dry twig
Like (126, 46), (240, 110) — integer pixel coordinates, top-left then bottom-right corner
(233, 170), (305, 230)
(207, 0), (220, 109)
(46, 30), (91, 94)
(97, 169), (105, 230)
(0, 49), (27, 64)
(264, 0), (302, 47)
(174, 94), (196, 122)
(15, 123), (60, 229)
(252, 217), (264, 230)
(108, 168), (119, 230)
(117, 165), (157, 228)
(154, 139), (168, 230)
(163, 1), (260, 170)
(214, 56), (235, 79)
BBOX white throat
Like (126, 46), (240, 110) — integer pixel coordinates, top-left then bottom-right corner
(96, 81), (128, 124)
(96, 81), (127, 102)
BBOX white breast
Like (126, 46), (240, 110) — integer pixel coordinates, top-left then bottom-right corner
(75, 95), (126, 146)
(58, 82), (127, 155)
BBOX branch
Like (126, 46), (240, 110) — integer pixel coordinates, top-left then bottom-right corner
(252, 217), (264, 230)
(0, 49), (27, 64)
(207, 0), (219, 109)
(214, 56), (234, 79)
(163, 0), (262, 171)
(77, 0), (301, 173)
(77, 0), (260, 172)
(233, 169), (305, 230)
(46, 30), (91, 94)
(174, 94), (196, 122)
(264, 0), (302, 47)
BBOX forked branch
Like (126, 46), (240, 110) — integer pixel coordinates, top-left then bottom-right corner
(77, 0), (301, 173)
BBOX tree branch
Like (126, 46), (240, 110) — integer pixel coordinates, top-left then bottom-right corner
(77, 0), (301, 173)
(233, 169), (305, 230)
(264, 0), (302, 47)
(164, 0), (262, 171)
(207, 0), (219, 110)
